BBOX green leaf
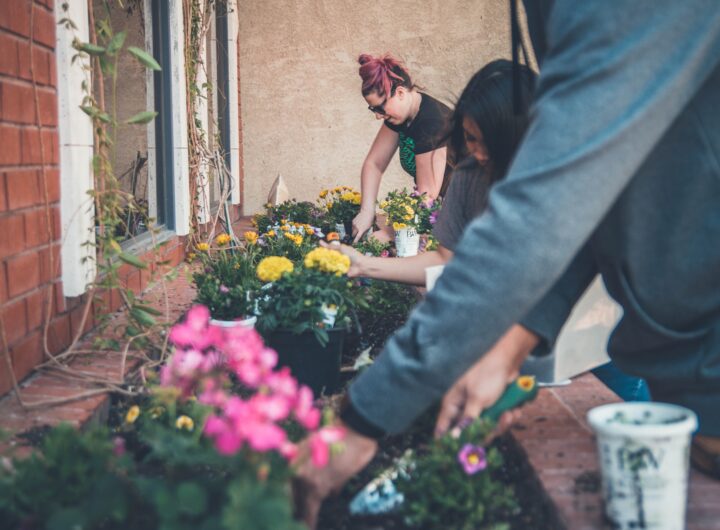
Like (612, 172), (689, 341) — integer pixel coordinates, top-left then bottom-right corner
(130, 307), (156, 327)
(75, 42), (106, 55)
(176, 482), (207, 516)
(134, 303), (163, 316)
(107, 30), (127, 55)
(118, 252), (147, 269)
(125, 110), (158, 125)
(127, 46), (161, 71)
(79, 105), (111, 123)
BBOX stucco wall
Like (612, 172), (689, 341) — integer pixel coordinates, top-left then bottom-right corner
(238, 0), (513, 214)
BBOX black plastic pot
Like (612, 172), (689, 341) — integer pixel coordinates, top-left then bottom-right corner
(265, 328), (346, 397)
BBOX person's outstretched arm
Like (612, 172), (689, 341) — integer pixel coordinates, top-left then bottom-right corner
(347, 0), (720, 436)
(330, 241), (452, 285)
(353, 124), (398, 242)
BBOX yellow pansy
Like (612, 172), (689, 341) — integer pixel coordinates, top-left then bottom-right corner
(125, 405), (140, 424)
(175, 415), (194, 431)
(393, 222), (408, 231)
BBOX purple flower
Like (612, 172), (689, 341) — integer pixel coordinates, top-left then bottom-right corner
(112, 436), (126, 457)
(429, 211), (439, 225)
(219, 285), (230, 294)
(458, 443), (487, 475)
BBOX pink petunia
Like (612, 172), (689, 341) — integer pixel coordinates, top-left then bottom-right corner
(169, 305), (223, 351)
(457, 443), (487, 475)
(294, 386), (321, 430)
(309, 426), (345, 467)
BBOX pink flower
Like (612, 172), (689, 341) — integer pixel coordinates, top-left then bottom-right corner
(280, 441), (299, 461)
(309, 426), (345, 467)
(112, 436), (126, 457)
(246, 421), (287, 452)
(169, 305), (223, 351)
(457, 443), (487, 475)
(294, 386), (321, 430)
(250, 393), (292, 422)
(219, 284), (230, 293)
(380, 250), (390, 258)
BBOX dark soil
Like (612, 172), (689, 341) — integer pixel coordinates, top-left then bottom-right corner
(15, 425), (54, 448)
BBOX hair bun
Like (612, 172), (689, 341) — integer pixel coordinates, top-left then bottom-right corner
(358, 53), (375, 66)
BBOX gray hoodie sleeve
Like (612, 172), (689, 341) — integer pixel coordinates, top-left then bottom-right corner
(519, 243), (597, 356)
(348, 0), (720, 435)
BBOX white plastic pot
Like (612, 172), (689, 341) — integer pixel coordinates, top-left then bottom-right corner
(394, 227), (419, 257)
(209, 315), (257, 329)
(587, 402), (698, 530)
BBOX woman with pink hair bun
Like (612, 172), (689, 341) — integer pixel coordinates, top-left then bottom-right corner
(352, 53), (452, 243)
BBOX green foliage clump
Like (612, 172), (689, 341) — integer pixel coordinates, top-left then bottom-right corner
(397, 419), (519, 530)
(193, 247), (260, 321)
(252, 199), (323, 233)
(0, 397), (302, 530)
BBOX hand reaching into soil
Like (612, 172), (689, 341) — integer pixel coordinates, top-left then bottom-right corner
(352, 209), (375, 244)
(434, 325), (540, 438)
(293, 420), (378, 529)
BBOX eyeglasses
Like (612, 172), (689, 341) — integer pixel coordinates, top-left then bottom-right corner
(367, 86), (397, 115)
(368, 97), (388, 115)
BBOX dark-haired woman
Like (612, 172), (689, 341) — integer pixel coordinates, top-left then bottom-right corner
(335, 59), (534, 283)
(352, 53), (452, 243)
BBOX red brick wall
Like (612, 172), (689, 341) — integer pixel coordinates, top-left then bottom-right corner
(0, 0), (189, 397)
(0, 0), (62, 395)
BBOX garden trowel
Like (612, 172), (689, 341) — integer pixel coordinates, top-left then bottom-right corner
(348, 376), (539, 516)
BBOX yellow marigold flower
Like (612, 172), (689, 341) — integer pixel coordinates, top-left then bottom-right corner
(304, 247), (350, 276)
(280, 224), (291, 232)
(393, 222), (408, 231)
(244, 231), (258, 245)
(319, 189), (329, 199)
(125, 405), (140, 424)
(175, 415), (194, 431)
(340, 191), (361, 205)
(284, 232), (303, 246)
(266, 230), (276, 238)
(257, 256), (294, 282)
(326, 232), (340, 242)
(215, 233), (232, 246)
(196, 242), (210, 252)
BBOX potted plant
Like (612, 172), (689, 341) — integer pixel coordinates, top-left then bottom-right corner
(317, 186), (362, 241)
(252, 199), (324, 234)
(249, 220), (322, 264)
(254, 248), (365, 396)
(380, 189), (442, 257)
(192, 234), (260, 328)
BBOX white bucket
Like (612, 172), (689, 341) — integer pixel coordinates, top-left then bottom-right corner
(335, 223), (347, 240)
(209, 315), (257, 329)
(394, 227), (419, 257)
(587, 402), (698, 530)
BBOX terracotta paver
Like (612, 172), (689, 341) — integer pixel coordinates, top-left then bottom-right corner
(511, 373), (720, 529)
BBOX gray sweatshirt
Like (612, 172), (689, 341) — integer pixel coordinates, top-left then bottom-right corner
(348, 0), (720, 436)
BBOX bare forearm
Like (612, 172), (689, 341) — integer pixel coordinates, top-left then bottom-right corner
(359, 250), (447, 285)
(359, 160), (383, 213)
